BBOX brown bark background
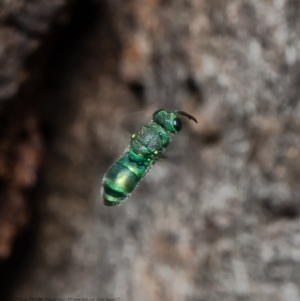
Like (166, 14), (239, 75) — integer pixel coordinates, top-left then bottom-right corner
(0, 0), (300, 300)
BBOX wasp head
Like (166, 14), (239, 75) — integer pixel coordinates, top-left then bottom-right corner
(152, 109), (197, 133)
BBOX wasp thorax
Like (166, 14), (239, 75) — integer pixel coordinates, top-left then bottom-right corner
(152, 109), (182, 133)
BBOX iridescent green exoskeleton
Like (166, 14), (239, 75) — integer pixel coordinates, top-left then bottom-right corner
(101, 109), (198, 206)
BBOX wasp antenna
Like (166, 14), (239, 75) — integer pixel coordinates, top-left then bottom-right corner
(177, 111), (198, 123)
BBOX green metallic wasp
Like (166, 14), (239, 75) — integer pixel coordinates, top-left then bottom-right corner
(101, 109), (198, 206)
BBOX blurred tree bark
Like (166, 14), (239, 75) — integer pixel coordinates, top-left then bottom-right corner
(1, 0), (300, 300)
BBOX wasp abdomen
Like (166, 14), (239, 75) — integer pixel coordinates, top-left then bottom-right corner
(102, 152), (148, 206)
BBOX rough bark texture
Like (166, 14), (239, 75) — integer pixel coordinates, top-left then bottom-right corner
(1, 0), (300, 300)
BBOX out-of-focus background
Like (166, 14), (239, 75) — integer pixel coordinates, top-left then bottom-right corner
(0, 0), (300, 300)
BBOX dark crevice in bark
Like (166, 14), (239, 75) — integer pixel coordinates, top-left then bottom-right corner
(0, 0), (118, 298)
